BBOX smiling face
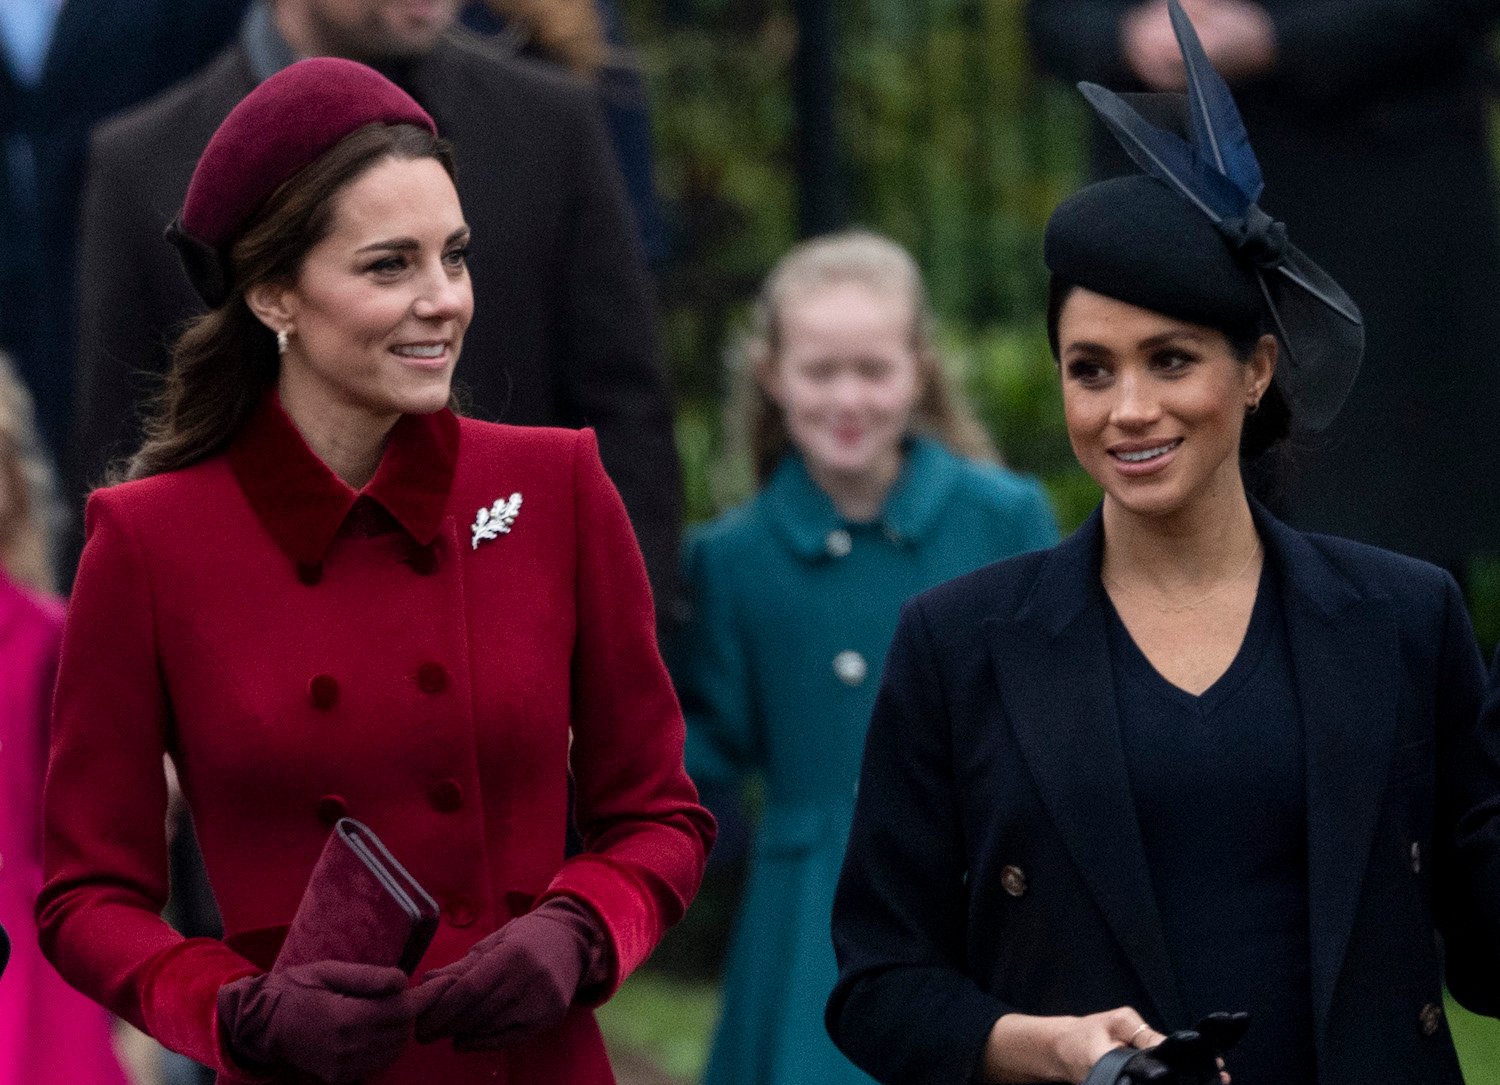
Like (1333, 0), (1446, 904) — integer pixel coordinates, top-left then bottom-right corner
(250, 154), (472, 440)
(760, 279), (925, 500)
(1057, 286), (1273, 521)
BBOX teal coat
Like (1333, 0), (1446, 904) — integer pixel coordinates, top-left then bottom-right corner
(672, 437), (1058, 1085)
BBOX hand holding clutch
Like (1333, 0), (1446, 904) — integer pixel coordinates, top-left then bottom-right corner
(218, 960), (428, 1083)
(414, 897), (607, 1051)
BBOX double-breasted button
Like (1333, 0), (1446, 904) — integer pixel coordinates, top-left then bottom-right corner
(406, 543), (440, 576)
(429, 779), (464, 813)
(416, 662), (449, 694)
(1419, 1002), (1443, 1037)
(316, 795), (349, 827)
(833, 650), (868, 687)
(1000, 865), (1028, 898)
(825, 529), (853, 558)
(1410, 841), (1422, 875)
(504, 891), (537, 917)
(445, 897), (478, 928)
(308, 674), (339, 711)
(296, 561), (323, 586)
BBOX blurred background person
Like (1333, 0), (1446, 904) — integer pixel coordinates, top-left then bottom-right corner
(0, 0), (249, 459)
(1026, 0), (1500, 580)
(0, 350), (130, 1085)
(671, 231), (1057, 1085)
(64, 0), (682, 611)
(460, 0), (668, 266)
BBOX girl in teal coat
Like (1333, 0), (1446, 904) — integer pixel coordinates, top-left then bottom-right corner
(672, 231), (1059, 1085)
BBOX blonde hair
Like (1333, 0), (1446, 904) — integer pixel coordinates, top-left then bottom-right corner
(0, 353), (60, 592)
(732, 229), (997, 486)
(484, 0), (611, 76)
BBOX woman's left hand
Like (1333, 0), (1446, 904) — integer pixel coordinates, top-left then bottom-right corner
(413, 897), (603, 1051)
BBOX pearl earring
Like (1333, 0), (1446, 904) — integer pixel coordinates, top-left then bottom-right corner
(276, 328), (290, 355)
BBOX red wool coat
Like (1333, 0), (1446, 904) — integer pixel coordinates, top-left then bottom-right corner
(38, 396), (714, 1083)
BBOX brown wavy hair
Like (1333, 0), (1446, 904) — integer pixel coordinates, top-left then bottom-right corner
(484, 0), (610, 76)
(0, 351), (60, 591)
(731, 230), (998, 487)
(124, 123), (455, 482)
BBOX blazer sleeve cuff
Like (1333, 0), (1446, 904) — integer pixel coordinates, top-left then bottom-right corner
(138, 938), (265, 1076)
(540, 856), (663, 999)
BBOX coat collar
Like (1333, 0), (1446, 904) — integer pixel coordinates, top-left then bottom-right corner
(992, 499), (1397, 1043)
(228, 392), (460, 566)
(762, 435), (963, 560)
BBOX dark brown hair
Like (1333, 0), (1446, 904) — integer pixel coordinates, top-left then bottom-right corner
(124, 123), (455, 482)
(733, 230), (998, 487)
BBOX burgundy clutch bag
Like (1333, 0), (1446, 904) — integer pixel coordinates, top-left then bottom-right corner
(273, 817), (440, 976)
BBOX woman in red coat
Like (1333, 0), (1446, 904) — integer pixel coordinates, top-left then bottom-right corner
(37, 58), (713, 1085)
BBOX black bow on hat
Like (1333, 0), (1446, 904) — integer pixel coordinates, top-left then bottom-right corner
(1076, 0), (1362, 432)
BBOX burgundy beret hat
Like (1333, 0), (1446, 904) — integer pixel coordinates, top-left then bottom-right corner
(168, 57), (436, 306)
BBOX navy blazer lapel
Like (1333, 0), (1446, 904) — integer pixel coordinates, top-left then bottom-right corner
(986, 512), (1188, 1029)
(1258, 511), (1399, 1049)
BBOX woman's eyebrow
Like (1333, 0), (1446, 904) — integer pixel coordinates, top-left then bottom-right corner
(356, 228), (470, 255)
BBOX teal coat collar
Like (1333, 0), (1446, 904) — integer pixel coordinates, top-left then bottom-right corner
(762, 436), (963, 560)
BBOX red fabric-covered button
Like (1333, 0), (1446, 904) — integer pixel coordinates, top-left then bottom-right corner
(296, 561), (323, 586)
(428, 779), (464, 813)
(416, 662), (449, 694)
(445, 897), (477, 928)
(308, 674), (339, 710)
(503, 891), (536, 917)
(406, 543), (440, 576)
(316, 795), (348, 827)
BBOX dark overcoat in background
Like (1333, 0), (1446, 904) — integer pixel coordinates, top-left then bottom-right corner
(1026, 0), (1500, 570)
(0, 0), (248, 454)
(64, 22), (681, 602)
(828, 507), (1500, 1085)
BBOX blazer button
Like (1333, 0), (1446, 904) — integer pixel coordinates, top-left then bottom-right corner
(308, 674), (339, 711)
(504, 891), (537, 917)
(429, 779), (464, 813)
(416, 662), (449, 694)
(406, 543), (440, 576)
(316, 795), (349, 827)
(1410, 841), (1422, 875)
(296, 561), (323, 586)
(445, 897), (478, 928)
(1001, 865), (1028, 898)
(1419, 1002), (1443, 1037)
(833, 650), (868, 687)
(825, 529), (853, 558)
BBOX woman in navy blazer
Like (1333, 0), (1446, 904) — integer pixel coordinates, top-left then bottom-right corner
(826, 7), (1500, 1083)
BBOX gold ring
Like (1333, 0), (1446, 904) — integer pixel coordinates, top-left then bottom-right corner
(1127, 1023), (1151, 1046)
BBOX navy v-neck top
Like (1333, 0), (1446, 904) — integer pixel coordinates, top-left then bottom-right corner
(1106, 564), (1317, 1085)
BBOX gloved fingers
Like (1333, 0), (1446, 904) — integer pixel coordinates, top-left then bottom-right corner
(414, 953), (516, 1041)
(293, 959), (411, 999)
(448, 967), (576, 1049)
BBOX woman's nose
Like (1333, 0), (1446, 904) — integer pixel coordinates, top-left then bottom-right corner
(1110, 372), (1161, 427)
(413, 264), (469, 320)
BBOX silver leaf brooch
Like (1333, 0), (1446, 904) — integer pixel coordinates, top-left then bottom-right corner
(471, 493), (523, 550)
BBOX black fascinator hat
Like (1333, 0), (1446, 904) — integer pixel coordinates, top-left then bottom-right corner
(1044, 0), (1363, 432)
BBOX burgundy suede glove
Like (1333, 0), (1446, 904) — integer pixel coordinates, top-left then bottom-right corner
(414, 897), (608, 1051)
(217, 960), (426, 1083)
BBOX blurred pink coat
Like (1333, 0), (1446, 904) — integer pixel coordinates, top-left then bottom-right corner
(0, 570), (128, 1085)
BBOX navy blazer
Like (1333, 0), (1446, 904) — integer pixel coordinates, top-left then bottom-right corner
(828, 505), (1500, 1085)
